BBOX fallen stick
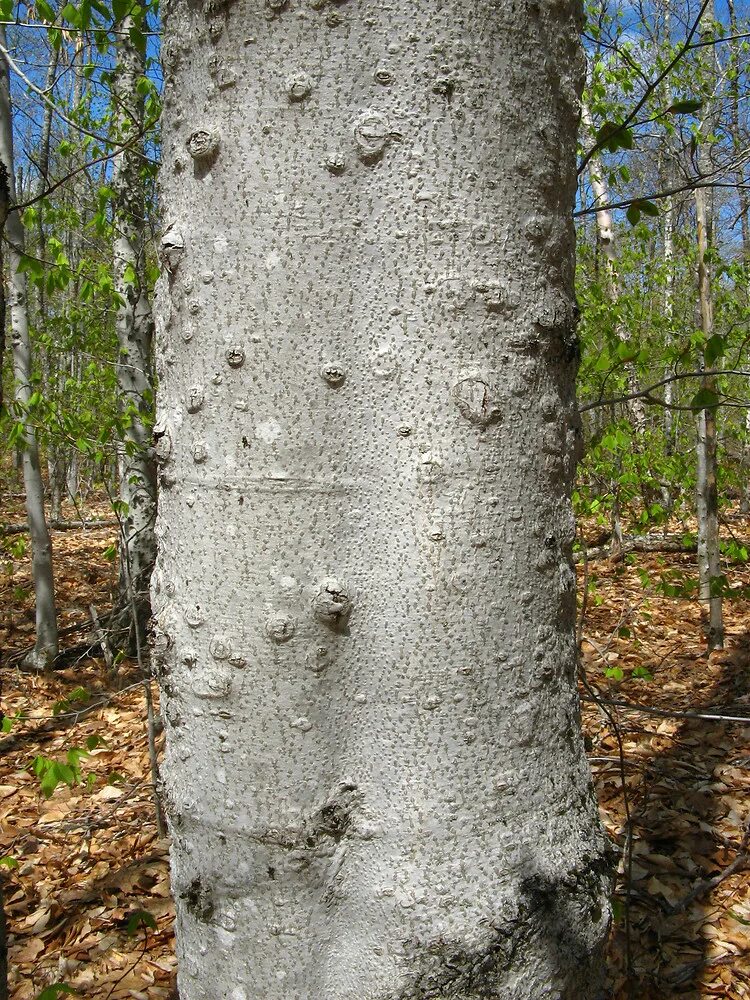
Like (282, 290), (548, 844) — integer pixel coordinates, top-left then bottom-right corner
(574, 533), (699, 563)
(0, 518), (116, 536)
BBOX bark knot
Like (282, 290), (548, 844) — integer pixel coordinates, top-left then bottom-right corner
(452, 377), (502, 427)
(313, 577), (353, 625)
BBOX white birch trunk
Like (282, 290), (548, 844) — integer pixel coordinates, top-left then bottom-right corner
(662, 194), (674, 448)
(155, 2), (611, 997)
(727, 0), (750, 513)
(111, 18), (156, 651)
(35, 45), (63, 522)
(580, 102), (646, 434)
(661, 191), (676, 514)
(694, 2), (724, 652)
(0, 25), (58, 669)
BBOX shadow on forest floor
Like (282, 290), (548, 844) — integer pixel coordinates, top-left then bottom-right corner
(581, 538), (750, 999)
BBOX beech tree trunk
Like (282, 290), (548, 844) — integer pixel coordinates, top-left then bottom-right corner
(155, 2), (611, 997)
(0, 25), (58, 669)
(111, 17), (156, 653)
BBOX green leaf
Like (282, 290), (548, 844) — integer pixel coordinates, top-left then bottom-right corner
(667, 98), (703, 115)
(704, 334), (726, 365)
(126, 909), (158, 935)
(35, 985), (78, 1000)
(689, 387), (720, 411)
(626, 199), (658, 226)
(595, 121), (634, 153)
(35, 0), (56, 18)
(122, 263), (137, 285)
(605, 666), (624, 681)
(129, 25), (147, 54)
(0, 856), (18, 869)
(616, 341), (639, 363)
(112, 0), (130, 18)
(17, 254), (44, 279)
(40, 767), (62, 798)
(61, 3), (80, 24)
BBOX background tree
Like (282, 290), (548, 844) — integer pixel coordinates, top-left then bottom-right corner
(109, 8), (156, 653)
(0, 22), (58, 669)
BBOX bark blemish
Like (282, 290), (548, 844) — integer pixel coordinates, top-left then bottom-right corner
(153, 422), (172, 462)
(286, 73), (313, 101)
(353, 110), (392, 163)
(209, 635), (232, 660)
(321, 362), (346, 387)
(452, 377), (502, 427)
(391, 920), (527, 1000)
(185, 605), (205, 628)
(180, 877), (215, 923)
(187, 127), (220, 162)
(389, 862), (610, 1000)
(225, 346), (245, 368)
(324, 153), (347, 175)
(192, 441), (209, 464)
(313, 782), (359, 842)
(312, 577), (353, 626)
(247, 784), (364, 856)
(265, 614), (296, 642)
(432, 78), (455, 101)
(307, 645), (330, 673)
(186, 385), (204, 412)
(159, 230), (184, 276)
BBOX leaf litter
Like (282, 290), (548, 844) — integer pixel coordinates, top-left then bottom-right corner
(3, 498), (750, 997)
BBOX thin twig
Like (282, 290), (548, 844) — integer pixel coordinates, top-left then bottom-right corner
(579, 368), (750, 413)
(581, 694), (750, 724)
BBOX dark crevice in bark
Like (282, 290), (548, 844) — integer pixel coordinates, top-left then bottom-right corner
(180, 877), (215, 924)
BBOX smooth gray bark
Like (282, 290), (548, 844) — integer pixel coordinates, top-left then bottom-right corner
(111, 17), (156, 652)
(155, 2), (611, 997)
(0, 25), (58, 669)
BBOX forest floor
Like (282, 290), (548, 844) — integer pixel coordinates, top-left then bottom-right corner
(2, 491), (750, 999)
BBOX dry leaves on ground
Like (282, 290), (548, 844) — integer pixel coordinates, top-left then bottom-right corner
(3, 500), (750, 997)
